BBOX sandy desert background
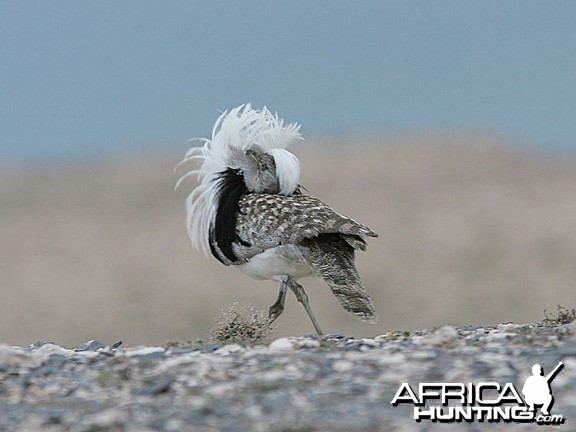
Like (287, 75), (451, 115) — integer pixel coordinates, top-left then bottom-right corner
(2, 134), (576, 346)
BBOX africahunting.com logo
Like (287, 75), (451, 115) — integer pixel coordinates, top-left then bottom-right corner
(391, 361), (565, 425)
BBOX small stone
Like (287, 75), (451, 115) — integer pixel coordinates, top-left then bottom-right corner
(26, 341), (55, 350)
(170, 347), (198, 354)
(132, 375), (174, 395)
(323, 333), (346, 340)
(136, 351), (167, 364)
(196, 342), (223, 353)
(0, 344), (38, 367)
(486, 331), (516, 341)
(332, 360), (354, 373)
(125, 347), (165, 357)
(215, 344), (245, 356)
(296, 339), (320, 349)
(83, 408), (127, 429)
(497, 323), (522, 332)
(269, 337), (296, 351)
(558, 322), (576, 334)
(74, 340), (106, 352)
(205, 382), (237, 398)
(34, 344), (76, 360)
(410, 350), (437, 360)
(418, 325), (460, 346)
(360, 338), (379, 347)
(42, 408), (65, 425)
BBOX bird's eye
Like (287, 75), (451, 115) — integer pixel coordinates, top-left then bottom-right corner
(259, 161), (268, 171)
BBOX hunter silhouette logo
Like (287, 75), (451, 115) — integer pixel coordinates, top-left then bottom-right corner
(522, 362), (564, 416)
(391, 361), (565, 425)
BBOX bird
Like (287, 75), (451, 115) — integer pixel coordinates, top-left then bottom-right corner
(176, 104), (378, 335)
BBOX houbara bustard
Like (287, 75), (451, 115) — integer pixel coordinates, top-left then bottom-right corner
(176, 104), (378, 334)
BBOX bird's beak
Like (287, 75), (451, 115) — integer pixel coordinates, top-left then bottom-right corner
(245, 149), (259, 160)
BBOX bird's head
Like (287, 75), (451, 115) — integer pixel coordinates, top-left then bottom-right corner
(229, 144), (300, 195)
(241, 146), (280, 193)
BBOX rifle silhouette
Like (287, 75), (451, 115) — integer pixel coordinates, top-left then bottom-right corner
(546, 361), (564, 383)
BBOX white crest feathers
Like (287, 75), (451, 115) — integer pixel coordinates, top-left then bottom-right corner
(176, 103), (303, 255)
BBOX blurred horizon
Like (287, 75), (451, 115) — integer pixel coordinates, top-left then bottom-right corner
(2, 1), (576, 166)
(2, 136), (576, 346)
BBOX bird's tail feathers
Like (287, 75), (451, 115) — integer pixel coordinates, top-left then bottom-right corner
(329, 280), (378, 324)
(300, 234), (378, 324)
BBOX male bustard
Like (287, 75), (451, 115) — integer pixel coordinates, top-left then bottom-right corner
(176, 104), (378, 334)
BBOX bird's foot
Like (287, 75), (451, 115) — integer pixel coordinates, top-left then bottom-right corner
(268, 303), (284, 322)
(268, 283), (287, 323)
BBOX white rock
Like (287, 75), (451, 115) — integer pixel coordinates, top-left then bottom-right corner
(497, 323), (522, 332)
(419, 325), (460, 346)
(558, 322), (576, 334)
(376, 353), (406, 365)
(269, 337), (296, 351)
(33, 343), (101, 362)
(153, 354), (201, 374)
(332, 360), (354, 373)
(205, 382), (237, 398)
(360, 338), (379, 347)
(0, 344), (38, 367)
(34, 343), (75, 357)
(215, 344), (245, 356)
(124, 346), (165, 357)
(259, 369), (286, 382)
(84, 408), (127, 428)
(486, 331), (516, 340)
(284, 363), (302, 379)
(296, 339), (320, 349)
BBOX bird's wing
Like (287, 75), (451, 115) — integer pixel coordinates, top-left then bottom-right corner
(233, 193), (378, 323)
(232, 193), (378, 261)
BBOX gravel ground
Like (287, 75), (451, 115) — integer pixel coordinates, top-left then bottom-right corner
(1, 320), (575, 432)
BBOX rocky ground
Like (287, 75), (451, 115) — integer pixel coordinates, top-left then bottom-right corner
(1, 319), (575, 432)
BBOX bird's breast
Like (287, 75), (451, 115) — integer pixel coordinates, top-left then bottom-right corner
(237, 245), (315, 282)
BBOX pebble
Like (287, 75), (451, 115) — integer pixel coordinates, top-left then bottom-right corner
(124, 346), (166, 357)
(132, 375), (174, 396)
(74, 340), (106, 352)
(414, 325), (460, 346)
(268, 337), (296, 351)
(332, 359), (354, 372)
(83, 408), (127, 429)
(497, 323), (523, 332)
(558, 322), (576, 334)
(295, 338), (321, 349)
(215, 343), (244, 356)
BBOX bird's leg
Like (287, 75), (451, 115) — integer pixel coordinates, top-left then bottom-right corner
(286, 277), (323, 335)
(268, 282), (287, 322)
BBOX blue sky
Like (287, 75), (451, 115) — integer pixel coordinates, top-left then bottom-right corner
(1, 1), (576, 163)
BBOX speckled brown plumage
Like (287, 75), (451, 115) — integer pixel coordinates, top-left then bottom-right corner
(216, 193), (379, 323)
(235, 193), (376, 254)
(299, 234), (377, 323)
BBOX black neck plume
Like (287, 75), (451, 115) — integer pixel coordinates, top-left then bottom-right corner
(210, 168), (250, 263)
